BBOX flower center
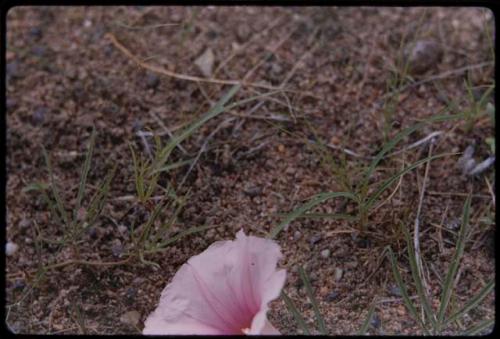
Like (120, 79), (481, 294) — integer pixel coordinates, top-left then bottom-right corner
(241, 327), (251, 334)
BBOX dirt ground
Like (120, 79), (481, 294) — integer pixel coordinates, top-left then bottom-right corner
(5, 6), (495, 335)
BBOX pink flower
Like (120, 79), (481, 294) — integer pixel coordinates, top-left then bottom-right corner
(143, 230), (286, 335)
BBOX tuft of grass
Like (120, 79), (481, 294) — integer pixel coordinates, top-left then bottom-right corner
(25, 127), (116, 247)
(268, 112), (464, 239)
(387, 195), (494, 334)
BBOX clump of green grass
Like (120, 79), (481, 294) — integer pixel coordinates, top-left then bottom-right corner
(23, 127), (116, 254)
(268, 111), (464, 239)
(387, 195), (494, 335)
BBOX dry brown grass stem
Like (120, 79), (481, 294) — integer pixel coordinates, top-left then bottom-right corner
(106, 33), (299, 93)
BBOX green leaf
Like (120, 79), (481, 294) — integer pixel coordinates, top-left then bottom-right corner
(463, 318), (494, 336)
(299, 266), (327, 335)
(75, 127), (96, 219)
(400, 223), (437, 329)
(268, 191), (357, 239)
(281, 291), (311, 335)
(365, 152), (454, 210)
(386, 247), (430, 335)
(42, 146), (69, 227)
(437, 195), (471, 326)
(444, 279), (494, 327)
(358, 298), (377, 335)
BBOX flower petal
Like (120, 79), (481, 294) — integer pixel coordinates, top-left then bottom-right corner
(143, 229), (286, 335)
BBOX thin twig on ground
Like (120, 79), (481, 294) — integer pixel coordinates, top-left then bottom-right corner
(106, 33), (295, 92)
(382, 61), (494, 99)
(148, 110), (189, 155)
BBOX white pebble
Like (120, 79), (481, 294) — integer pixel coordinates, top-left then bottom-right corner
(334, 267), (343, 282)
(6, 242), (18, 256)
(321, 249), (331, 258)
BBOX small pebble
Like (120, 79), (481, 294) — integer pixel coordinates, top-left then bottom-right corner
(28, 27), (42, 40)
(320, 249), (331, 258)
(371, 313), (381, 329)
(145, 73), (160, 89)
(325, 291), (339, 302)
(404, 39), (443, 75)
(120, 310), (141, 326)
(6, 242), (18, 256)
(13, 279), (25, 291)
(111, 240), (124, 258)
(334, 267), (343, 282)
(18, 218), (31, 230)
(32, 107), (47, 125)
(125, 287), (137, 304)
(389, 285), (402, 297)
(309, 234), (322, 246)
(293, 231), (302, 241)
(88, 227), (98, 239)
(243, 186), (262, 198)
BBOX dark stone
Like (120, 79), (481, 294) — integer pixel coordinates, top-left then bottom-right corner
(145, 73), (160, 89)
(32, 107), (47, 125)
(404, 40), (443, 75)
(29, 27), (43, 40)
(309, 234), (322, 246)
(32, 45), (46, 57)
(371, 313), (381, 329)
(6, 62), (19, 79)
(125, 287), (137, 304)
(243, 186), (262, 198)
(13, 279), (26, 291)
(389, 285), (402, 297)
(325, 291), (339, 302)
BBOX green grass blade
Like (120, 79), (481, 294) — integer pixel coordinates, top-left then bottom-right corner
(153, 224), (220, 250)
(166, 84), (241, 154)
(129, 143), (144, 201)
(360, 113), (462, 190)
(299, 266), (327, 335)
(75, 127), (96, 219)
(41, 146), (69, 227)
(365, 152), (454, 210)
(386, 247), (430, 335)
(463, 318), (494, 336)
(358, 298), (377, 335)
(444, 279), (494, 327)
(86, 164), (117, 227)
(400, 223), (437, 329)
(267, 191), (357, 239)
(151, 158), (194, 174)
(281, 291), (311, 335)
(437, 195), (472, 326)
(290, 212), (358, 221)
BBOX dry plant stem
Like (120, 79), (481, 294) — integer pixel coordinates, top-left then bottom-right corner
(106, 33), (292, 92)
(149, 110), (188, 155)
(437, 202), (450, 254)
(178, 117), (236, 189)
(7, 257), (132, 279)
(280, 36), (321, 88)
(484, 176), (495, 207)
(383, 61), (494, 99)
(414, 141), (434, 294)
(242, 26), (299, 81)
(213, 15), (285, 76)
(371, 159), (405, 214)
